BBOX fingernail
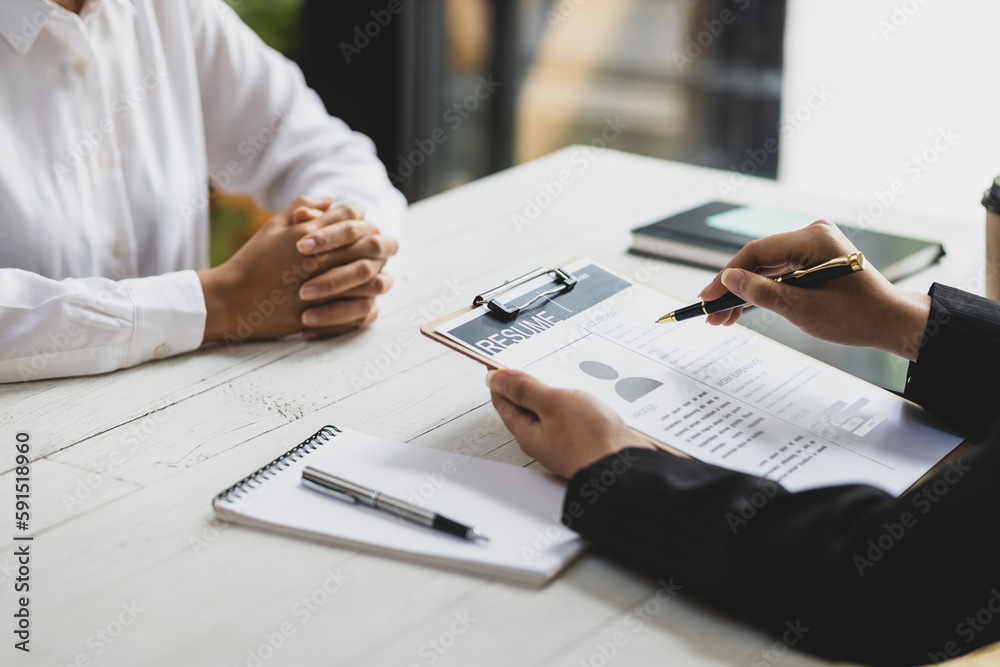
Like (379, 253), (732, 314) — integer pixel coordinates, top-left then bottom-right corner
(721, 269), (744, 295)
(302, 311), (319, 325)
(299, 285), (319, 300)
(486, 370), (507, 394)
(297, 238), (316, 253)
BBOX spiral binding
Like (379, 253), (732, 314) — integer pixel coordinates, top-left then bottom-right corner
(212, 425), (340, 512)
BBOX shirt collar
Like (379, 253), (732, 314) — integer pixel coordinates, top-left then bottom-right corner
(0, 0), (134, 56)
(0, 0), (56, 55)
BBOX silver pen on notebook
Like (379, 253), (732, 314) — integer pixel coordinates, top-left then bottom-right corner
(301, 466), (490, 543)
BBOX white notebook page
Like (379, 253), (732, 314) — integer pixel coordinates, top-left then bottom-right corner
(215, 428), (586, 586)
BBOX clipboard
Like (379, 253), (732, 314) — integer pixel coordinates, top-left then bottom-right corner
(421, 258), (971, 495)
(420, 259), (687, 458)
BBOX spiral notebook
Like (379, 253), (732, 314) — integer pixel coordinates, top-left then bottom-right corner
(213, 426), (587, 587)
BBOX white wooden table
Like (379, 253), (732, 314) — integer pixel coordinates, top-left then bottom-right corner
(1, 148), (986, 667)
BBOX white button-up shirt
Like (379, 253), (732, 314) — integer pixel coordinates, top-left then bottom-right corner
(0, 0), (405, 382)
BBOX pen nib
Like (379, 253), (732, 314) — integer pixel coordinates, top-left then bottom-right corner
(656, 312), (677, 324)
(468, 528), (490, 543)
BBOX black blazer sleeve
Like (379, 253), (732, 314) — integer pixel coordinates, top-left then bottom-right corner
(562, 285), (1000, 666)
(903, 283), (1000, 430)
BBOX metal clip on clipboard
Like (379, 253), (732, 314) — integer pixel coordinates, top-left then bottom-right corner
(473, 267), (578, 322)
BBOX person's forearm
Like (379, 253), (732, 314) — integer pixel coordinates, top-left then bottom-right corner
(189, 0), (405, 236)
(563, 448), (879, 637)
(0, 269), (204, 382)
(563, 445), (1000, 665)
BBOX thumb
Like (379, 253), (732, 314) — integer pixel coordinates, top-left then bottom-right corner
(487, 369), (560, 415)
(722, 269), (800, 315)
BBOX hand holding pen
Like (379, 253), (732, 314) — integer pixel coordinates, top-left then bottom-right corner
(657, 252), (865, 323)
(675, 221), (932, 362)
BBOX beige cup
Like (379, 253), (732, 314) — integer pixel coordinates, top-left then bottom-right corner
(984, 176), (1000, 301)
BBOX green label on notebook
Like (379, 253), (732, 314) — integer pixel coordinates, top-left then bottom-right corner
(706, 207), (815, 239)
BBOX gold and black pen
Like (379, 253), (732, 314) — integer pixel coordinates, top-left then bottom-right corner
(656, 252), (865, 324)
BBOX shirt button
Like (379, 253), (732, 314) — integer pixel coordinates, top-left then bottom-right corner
(97, 151), (111, 168)
(73, 57), (89, 77)
(154, 344), (171, 359)
(112, 240), (128, 259)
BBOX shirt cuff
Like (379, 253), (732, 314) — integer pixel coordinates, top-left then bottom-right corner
(122, 270), (206, 366)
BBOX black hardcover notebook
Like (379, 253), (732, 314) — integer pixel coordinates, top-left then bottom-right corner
(630, 201), (945, 282)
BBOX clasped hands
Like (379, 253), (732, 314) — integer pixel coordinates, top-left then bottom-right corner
(198, 196), (398, 344)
